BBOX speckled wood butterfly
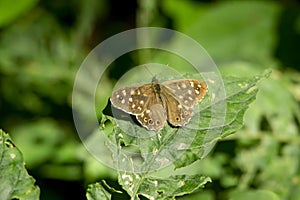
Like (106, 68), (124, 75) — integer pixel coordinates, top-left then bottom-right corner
(110, 77), (208, 131)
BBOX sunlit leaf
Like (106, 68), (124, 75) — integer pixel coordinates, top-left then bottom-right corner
(99, 70), (270, 198)
(173, 70), (271, 169)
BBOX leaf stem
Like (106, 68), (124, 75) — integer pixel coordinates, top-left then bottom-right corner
(130, 128), (178, 198)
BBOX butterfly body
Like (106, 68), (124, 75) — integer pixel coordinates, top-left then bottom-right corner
(110, 78), (207, 131)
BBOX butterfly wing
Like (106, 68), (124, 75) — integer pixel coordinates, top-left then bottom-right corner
(160, 79), (207, 127)
(136, 101), (167, 131)
(110, 84), (167, 131)
(110, 79), (207, 130)
(110, 84), (152, 115)
(159, 88), (193, 127)
(161, 79), (207, 107)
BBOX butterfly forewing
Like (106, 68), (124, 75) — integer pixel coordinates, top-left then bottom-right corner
(110, 85), (152, 115)
(188, 79), (208, 103)
(161, 79), (207, 108)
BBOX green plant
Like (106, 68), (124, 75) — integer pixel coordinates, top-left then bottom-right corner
(0, 130), (40, 200)
(1, 0), (300, 199)
(85, 70), (270, 199)
(0, 70), (270, 199)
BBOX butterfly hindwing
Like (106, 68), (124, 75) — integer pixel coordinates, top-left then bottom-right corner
(136, 103), (167, 131)
(159, 88), (193, 127)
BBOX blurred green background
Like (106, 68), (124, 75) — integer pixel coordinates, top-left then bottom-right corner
(0, 0), (300, 199)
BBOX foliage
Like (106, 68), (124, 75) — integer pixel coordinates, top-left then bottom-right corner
(85, 71), (270, 199)
(0, 0), (299, 199)
(0, 130), (40, 199)
(0, 0), (38, 27)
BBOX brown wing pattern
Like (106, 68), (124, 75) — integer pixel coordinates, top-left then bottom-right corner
(110, 78), (207, 131)
(136, 94), (167, 131)
(161, 79), (207, 107)
(159, 89), (193, 127)
(160, 79), (207, 127)
(110, 84), (152, 115)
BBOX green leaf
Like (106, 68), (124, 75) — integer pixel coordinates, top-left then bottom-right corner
(174, 70), (271, 169)
(99, 70), (270, 199)
(86, 182), (111, 200)
(86, 180), (123, 200)
(118, 172), (211, 200)
(0, 129), (40, 200)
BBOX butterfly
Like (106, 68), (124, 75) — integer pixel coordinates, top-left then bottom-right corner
(110, 77), (208, 131)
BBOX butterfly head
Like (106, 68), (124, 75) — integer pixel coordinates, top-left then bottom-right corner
(151, 76), (158, 84)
